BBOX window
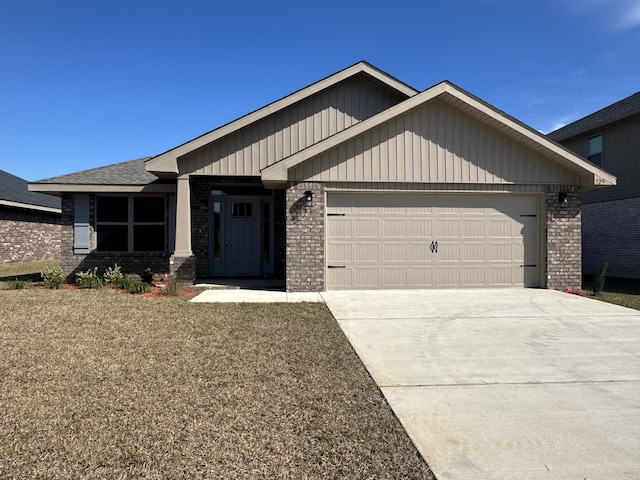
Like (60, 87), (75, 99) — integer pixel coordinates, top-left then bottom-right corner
(587, 135), (603, 166)
(96, 196), (165, 252)
(231, 202), (253, 217)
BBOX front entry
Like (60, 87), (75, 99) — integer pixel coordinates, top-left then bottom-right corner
(210, 191), (274, 275)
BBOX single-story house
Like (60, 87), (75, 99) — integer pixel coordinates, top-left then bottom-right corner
(1, 169), (61, 263)
(29, 61), (615, 291)
(548, 91), (639, 279)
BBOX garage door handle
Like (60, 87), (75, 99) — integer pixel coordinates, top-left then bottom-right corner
(520, 264), (537, 267)
(328, 265), (346, 269)
(430, 241), (438, 253)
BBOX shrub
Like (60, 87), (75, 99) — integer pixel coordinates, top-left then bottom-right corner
(139, 268), (155, 285)
(103, 264), (125, 287)
(161, 276), (186, 296)
(41, 266), (64, 289)
(76, 268), (103, 289)
(592, 262), (608, 296)
(125, 278), (152, 294)
(7, 278), (30, 290)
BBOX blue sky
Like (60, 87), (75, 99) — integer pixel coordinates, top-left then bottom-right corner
(1, 0), (638, 181)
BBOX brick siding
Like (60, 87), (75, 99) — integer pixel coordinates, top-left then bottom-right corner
(0, 206), (61, 263)
(545, 186), (581, 290)
(285, 182), (325, 292)
(582, 197), (640, 279)
(190, 178), (209, 279)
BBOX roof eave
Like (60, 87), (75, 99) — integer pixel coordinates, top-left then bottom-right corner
(0, 199), (61, 214)
(28, 183), (177, 194)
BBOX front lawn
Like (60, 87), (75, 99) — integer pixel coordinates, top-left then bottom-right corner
(0, 289), (433, 479)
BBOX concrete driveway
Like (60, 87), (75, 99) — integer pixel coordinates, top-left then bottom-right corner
(322, 288), (640, 480)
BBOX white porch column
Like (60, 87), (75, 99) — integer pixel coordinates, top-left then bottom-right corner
(173, 174), (192, 256)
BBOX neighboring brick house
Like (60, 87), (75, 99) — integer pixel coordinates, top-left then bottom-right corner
(30, 61), (615, 291)
(0, 170), (61, 263)
(548, 92), (640, 279)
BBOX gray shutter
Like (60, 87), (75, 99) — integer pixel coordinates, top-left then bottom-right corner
(74, 194), (91, 254)
(168, 194), (176, 253)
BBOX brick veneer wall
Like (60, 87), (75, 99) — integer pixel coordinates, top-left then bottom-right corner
(286, 182), (325, 292)
(60, 194), (169, 281)
(0, 206), (61, 263)
(545, 186), (581, 290)
(274, 189), (286, 279)
(582, 197), (640, 278)
(190, 178), (209, 279)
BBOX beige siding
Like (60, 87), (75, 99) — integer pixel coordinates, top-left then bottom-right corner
(181, 74), (406, 176)
(290, 99), (579, 185)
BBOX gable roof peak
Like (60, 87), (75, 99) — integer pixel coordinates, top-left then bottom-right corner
(145, 61), (419, 177)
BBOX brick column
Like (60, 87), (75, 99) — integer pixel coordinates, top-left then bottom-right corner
(285, 182), (324, 292)
(546, 186), (581, 290)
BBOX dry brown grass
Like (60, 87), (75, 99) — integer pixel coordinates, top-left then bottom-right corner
(0, 260), (60, 285)
(0, 289), (433, 479)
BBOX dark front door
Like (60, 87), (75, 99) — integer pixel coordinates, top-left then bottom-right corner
(210, 193), (273, 275)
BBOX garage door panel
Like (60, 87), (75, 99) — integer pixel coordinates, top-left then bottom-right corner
(382, 219), (407, 237)
(434, 219), (461, 237)
(326, 193), (539, 289)
(353, 219), (378, 237)
(434, 244), (460, 262)
(352, 267), (379, 288)
(408, 219), (433, 237)
(327, 218), (352, 237)
(408, 243), (432, 262)
(381, 268), (408, 287)
(382, 243), (408, 262)
(460, 244), (486, 262)
(407, 267), (434, 286)
(327, 243), (353, 262)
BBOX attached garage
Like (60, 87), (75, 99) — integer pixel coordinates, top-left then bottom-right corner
(326, 193), (540, 289)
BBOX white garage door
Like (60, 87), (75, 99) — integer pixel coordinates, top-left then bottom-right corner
(326, 193), (539, 289)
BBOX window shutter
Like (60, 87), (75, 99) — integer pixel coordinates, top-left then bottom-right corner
(74, 194), (91, 254)
(168, 194), (176, 253)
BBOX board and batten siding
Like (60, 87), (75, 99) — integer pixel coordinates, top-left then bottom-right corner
(180, 74), (407, 176)
(289, 99), (580, 185)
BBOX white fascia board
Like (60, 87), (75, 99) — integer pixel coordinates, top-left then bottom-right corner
(145, 62), (419, 175)
(28, 184), (177, 194)
(0, 199), (61, 214)
(262, 82), (617, 188)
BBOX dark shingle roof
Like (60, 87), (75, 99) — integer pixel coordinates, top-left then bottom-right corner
(0, 170), (61, 210)
(548, 92), (640, 141)
(32, 157), (161, 185)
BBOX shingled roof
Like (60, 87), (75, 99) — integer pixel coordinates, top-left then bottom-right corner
(0, 170), (60, 212)
(548, 91), (640, 141)
(31, 157), (159, 185)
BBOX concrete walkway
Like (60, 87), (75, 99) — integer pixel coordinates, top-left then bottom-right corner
(322, 289), (640, 480)
(190, 289), (324, 303)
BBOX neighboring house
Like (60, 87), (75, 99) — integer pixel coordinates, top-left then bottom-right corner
(0, 170), (61, 263)
(548, 92), (640, 279)
(30, 61), (615, 291)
